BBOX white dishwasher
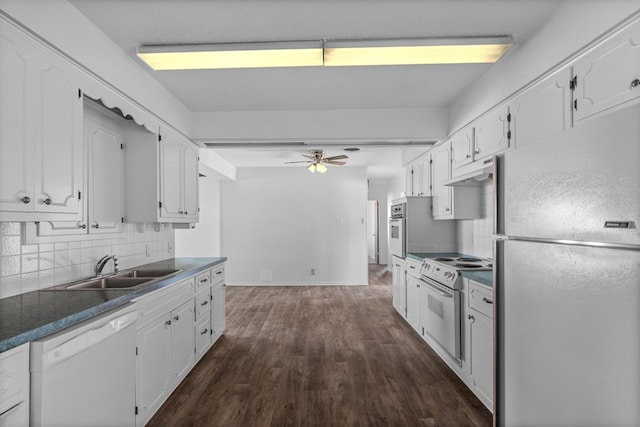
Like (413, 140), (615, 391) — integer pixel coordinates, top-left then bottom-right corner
(30, 306), (138, 427)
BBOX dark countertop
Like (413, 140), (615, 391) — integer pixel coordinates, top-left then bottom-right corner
(0, 257), (226, 353)
(407, 252), (493, 287)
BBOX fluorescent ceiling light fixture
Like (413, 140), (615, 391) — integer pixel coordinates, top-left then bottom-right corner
(137, 41), (323, 70)
(324, 37), (512, 66)
(137, 37), (512, 70)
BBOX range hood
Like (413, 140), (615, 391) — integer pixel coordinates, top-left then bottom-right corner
(443, 157), (494, 187)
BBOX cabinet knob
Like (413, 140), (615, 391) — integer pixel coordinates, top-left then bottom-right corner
(468, 314), (475, 321)
(631, 78), (640, 88)
(78, 223), (87, 229)
(474, 148), (480, 154)
(178, 209), (184, 214)
(20, 196), (31, 204)
(92, 223), (100, 229)
(445, 208), (451, 212)
(174, 315), (180, 321)
(43, 198), (52, 205)
(165, 320), (172, 326)
(466, 154), (471, 159)
(184, 210), (188, 215)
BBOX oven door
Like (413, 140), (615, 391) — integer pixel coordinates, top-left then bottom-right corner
(419, 276), (461, 359)
(389, 218), (405, 258)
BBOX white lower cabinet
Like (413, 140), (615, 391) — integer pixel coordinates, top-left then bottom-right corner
(134, 264), (225, 426)
(405, 263), (421, 332)
(391, 256), (407, 317)
(0, 343), (29, 427)
(465, 280), (494, 410)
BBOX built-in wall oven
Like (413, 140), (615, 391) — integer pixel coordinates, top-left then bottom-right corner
(389, 203), (405, 258)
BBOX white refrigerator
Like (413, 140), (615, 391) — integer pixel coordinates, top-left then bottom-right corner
(494, 104), (640, 426)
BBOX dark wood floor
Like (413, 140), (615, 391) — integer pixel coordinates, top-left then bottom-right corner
(149, 265), (491, 427)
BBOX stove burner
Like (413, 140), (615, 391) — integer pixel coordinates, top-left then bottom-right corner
(455, 263), (483, 268)
(434, 257), (455, 261)
(458, 257), (482, 262)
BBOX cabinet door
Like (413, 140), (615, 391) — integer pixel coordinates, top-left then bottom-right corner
(211, 283), (225, 340)
(474, 105), (510, 160)
(511, 68), (572, 148)
(430, 143), (452, 218)
(450, 127), (474, 170)
(412, 161), (422, 196)
(468, 310), (493, 406)
(406, 275), (421, 331)
(87, 117), (124, 233)
(33, 51), (83, 215)
(419, 156), (431, 197)
(159, 133), (183, 219)
(182, 144), (199, 220)
(170, 301), (195, 384)
(0, 27), (33, 212)
(392, 259), (407, 317)
(136, 315), (172, 427)
(405, 165), (414, 196)
(573, 22), (640, 124)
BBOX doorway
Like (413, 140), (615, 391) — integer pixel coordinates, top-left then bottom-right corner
(367, 200), (379, 264)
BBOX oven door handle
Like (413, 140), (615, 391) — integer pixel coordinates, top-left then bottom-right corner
(420, 279), (453, 298)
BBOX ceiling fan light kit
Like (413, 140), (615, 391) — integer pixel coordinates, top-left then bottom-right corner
(286, 149), (348, 173)
(137, 37), (512, 70)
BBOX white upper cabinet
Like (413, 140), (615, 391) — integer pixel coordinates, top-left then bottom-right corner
(431, 142), (452, 218)
(572, 20), (640, 125)
(405, 153), (431, 197)
(510, 67), (573, 149)
(450, 127), (475, 171)
(0, 24), (82, 221)
(124, 125), (199, 224)
(474, 105), (511, 160)
(159, 128), (199, 221)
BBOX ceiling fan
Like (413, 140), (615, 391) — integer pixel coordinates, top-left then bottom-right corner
(285, 149), (348, 173)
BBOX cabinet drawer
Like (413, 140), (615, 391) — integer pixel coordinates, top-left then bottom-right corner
(211, 264), (225, 285)
(195, 270), (211, 290)
(195, 315), (212, 359)
(468, 281), (494, 318)
(406, 259), (422, 278)
(194, 289), (211, 323)
(0, 343), (29, 415)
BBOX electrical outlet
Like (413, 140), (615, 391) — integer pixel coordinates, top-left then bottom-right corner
(311, 268), (315, 276)
(145, 244), (151, 257)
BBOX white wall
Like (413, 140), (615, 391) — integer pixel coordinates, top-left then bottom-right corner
(0, 222), (174, 298)
(457, 181), (493, 259)
(221, 167), (368, 285)
(175, 173), (222, 258)
(368, 180), (389, 266)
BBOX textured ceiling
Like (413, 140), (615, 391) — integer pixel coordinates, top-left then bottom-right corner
(70, 0), (564, 112)
(68, 0), (565, 178)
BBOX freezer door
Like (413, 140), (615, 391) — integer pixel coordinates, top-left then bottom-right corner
(495, 239), (640, 427)
(502, 104), (640, 246)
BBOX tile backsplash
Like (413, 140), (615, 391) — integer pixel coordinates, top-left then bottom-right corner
(457, 180), (494, 259)
(0, 222), (175, 298)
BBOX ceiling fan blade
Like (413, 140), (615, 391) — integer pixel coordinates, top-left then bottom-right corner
(284, 160), (313, 164)
(324, 154), (348, 161)
(325, 160), (347, 165)
(302, 154), (316, 160)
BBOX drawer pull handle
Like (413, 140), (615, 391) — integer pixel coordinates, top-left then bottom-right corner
(482, 297), (493, 304)
(216, 271), (222, 275)
(201, 328), (209, 335)
(631, 78), (640, 88)
(200, 278), (208, 283)
(200, 300), (208, 306)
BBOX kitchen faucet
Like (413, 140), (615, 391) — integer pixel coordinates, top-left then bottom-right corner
(95, 255), (118, 276)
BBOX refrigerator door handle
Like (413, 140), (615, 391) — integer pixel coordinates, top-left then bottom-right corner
(493, 154), (505, 237)
(493, 238), (504, 427)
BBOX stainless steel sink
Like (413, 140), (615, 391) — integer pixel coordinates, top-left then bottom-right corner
(63, 277), (152, 290)
(44, 268), (183, 291)
(116, 269), (180, 278)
